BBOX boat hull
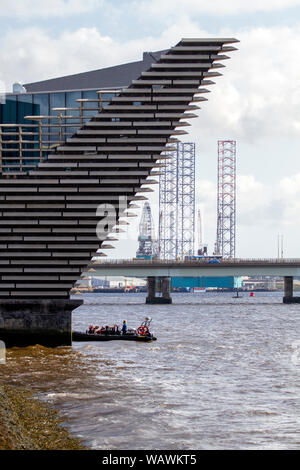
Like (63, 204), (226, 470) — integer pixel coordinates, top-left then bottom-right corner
(72, 331), (156, 342)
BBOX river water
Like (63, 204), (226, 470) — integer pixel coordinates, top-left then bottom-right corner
(1, 292), (300, 450)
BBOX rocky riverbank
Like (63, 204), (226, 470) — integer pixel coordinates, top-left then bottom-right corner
(0, 382), (87, 450)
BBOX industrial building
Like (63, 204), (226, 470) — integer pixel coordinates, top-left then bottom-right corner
(171, 276), (242, 290)
(215, 140), (236, 258)
(159, 141), (195, 259)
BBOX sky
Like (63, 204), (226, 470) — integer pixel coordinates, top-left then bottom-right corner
(1, 0), (300, 259)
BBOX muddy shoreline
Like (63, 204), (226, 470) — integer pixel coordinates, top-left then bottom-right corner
(0, 382), (87, 450)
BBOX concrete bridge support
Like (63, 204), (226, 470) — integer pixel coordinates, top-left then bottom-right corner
(283, 276), (300, 303)
(0, 299), (83, 347)
(146, 276), (172, 304)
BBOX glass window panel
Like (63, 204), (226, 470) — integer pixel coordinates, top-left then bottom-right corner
(1, 96), (17, 123)
(82, 109), (95, 118)
(67, 126), (79, 138)
(49, 92), (65, 134)
(82, 90), (98, 100)
(50, 133), (60, 142)
(50, 92), (65, 109)
(82, 91), (98, 114)
(102, 92), (114, 108)
(41, 125), (49, 143)
(49, 93), (67, 145)
(66, 91), (81, 109)
(3, 159), (20, 166)
(33, 93), (49, 116)
(33, 94), (49, 144)
(17, 94), (33, 123)
(50, 92), (65, 115)
(66, 91), (81, 127)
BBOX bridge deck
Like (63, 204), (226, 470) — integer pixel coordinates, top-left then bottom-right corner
(84, 258), (300, 278)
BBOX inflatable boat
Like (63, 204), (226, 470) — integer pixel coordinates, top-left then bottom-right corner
(72, 331), (156, 342)
(73, 317), (156, 342)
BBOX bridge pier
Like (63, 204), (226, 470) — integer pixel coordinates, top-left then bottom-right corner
(283, 276), (300, 303)
(0, 299), (83, 347)
(146, 276), (172, 304)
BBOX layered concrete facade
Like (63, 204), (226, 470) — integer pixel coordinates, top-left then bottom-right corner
(0, 38), (238, 344)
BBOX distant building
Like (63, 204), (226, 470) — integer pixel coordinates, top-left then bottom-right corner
(91, 277), (110, 288)
(242, 276), (277, 290)
(171, 276), (242, 290)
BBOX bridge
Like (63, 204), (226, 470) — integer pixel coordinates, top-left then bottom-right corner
(84, 258), (300, 304)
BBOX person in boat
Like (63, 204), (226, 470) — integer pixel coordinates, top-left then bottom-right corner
(122, 320), (127, 335)
(88, 325), (99, 334)
(137, 325), (150, 336)
(96, 327), (103, 335)
(137, 317), (152, 337)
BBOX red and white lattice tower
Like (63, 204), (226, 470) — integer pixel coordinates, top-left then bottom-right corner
(215, 140), (236, 258)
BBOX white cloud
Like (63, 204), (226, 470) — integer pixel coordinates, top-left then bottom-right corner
(188, 24), (300, 147)
(202, 171), (293, 226)
(3, 20), (300, 148)
(193, 172), (300, 257)
(137, 0), (300, 16)
(237, 175), (281, 226)
(3, 18), (300, 148)
(1, 0), (298, 19)
(0, 0), (101, 17)
(236, 173), (300, 257)
(278, 174), (300, 224)
(0, 19), (208, 86)
(0, 27), (131, 86)
(0, 9), (299, 143)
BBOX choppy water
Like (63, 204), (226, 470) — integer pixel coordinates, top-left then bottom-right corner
(1, 292), (300, 450)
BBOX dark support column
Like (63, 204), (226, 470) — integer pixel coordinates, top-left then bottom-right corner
(283, 276), (300, 303)
(161, 277), (171, 302)
(146, 277), (156, 304)
(284, 276), (293, 298)
(146, 276), (172, 304)
(0, 299), (83, 347)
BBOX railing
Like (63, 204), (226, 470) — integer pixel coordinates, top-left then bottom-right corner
(91, 257), (300, 265)
(0, 122), (53, 174)
(0, 90), (120, 175)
